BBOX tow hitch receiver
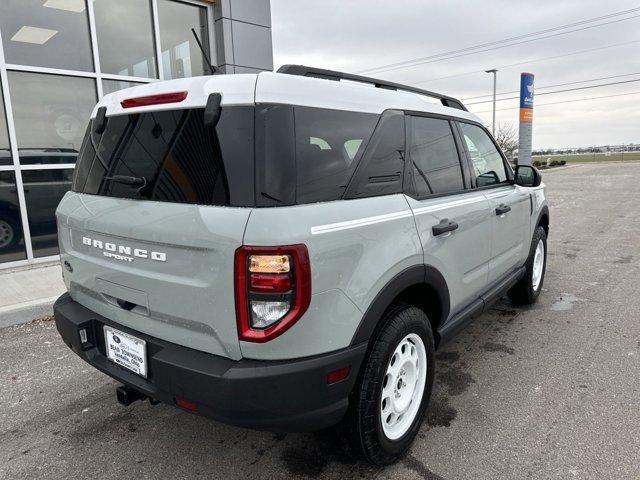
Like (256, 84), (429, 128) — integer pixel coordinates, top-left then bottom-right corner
(116, 385), (147, 406)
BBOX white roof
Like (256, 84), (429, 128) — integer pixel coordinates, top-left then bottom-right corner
(92, 72), (482, 124)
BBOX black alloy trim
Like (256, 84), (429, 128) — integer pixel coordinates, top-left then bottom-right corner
(437, 266), (526, 345)
(54, 293), (367, 432)
(350, 262), (528, 350)
(277, 64), (468, 111)
(350, 265), (451, 346)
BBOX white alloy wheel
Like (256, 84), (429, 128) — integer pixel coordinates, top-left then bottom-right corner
(531, 239), (545, 291)
(380, 333), (427, 440)
(0, 219), (15, 249)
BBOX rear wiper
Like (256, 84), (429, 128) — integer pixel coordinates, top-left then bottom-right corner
(105, 175), (147, 188)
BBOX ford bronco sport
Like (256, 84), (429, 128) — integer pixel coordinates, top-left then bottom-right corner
(53, 65), (549, 465)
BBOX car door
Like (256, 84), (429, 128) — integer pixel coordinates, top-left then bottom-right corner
(403, 114), (493, 316)
(457, 121), (530, 286)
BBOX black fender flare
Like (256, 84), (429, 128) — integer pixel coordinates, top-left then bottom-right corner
(350, 264), (450, 345)
(535, 205), (550, 233)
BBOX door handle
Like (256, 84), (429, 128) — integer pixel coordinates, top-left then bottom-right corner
(432, 219), (459, 236)
(495, 204), (511, 215)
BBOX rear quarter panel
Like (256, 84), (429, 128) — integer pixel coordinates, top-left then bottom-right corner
(241, 194), (422, 360)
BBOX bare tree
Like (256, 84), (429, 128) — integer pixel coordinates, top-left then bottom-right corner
(494, 122), (518, 163)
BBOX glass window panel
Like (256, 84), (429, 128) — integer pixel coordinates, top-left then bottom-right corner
(348, 112), (405, 199)
(22, 169), (73, 258)
(1, 85), (11, 166)
(102, 80), (145, 96)
(0, 0), (93, 71)
(7, 72), (96, 165)
(73, 106), (255, 207)
(0, 171), (27, 263)
(157, 0), (210, 79)
(93, 0), (157, 78)
(294, 107), (377, 204)
(459, 123), (508, 187)
(408, 117), (464, 195)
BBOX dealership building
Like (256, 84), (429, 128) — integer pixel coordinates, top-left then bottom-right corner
(0, 0), (273, 268)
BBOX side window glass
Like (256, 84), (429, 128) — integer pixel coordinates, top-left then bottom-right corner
(347, 111), (405, 198)
(459, 123), (507, 187)
(407, 116), (464, 196)
(295, 107), (378, 204)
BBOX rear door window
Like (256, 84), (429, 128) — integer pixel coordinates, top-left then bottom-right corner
(73, 106), (254, 206)
(294, 107), (378, 204)
(406, 116), (465, 196)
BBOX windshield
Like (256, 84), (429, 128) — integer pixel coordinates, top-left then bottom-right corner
(72, 106), (254, 207)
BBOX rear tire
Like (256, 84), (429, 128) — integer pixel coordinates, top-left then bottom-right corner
(508, 226), (547, 305)
(0, 215), (20, 251)
(339, 303), (435, 465)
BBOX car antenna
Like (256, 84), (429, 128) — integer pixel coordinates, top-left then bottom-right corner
(191, 28), (217, 75)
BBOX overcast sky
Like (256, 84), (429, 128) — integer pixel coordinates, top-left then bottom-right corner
(271, 0), (640, 149)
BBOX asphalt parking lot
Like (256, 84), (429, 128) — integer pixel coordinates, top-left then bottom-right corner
(1, 162), (639, 480)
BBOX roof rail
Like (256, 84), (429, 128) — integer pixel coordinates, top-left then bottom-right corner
(277, 64), (467, 111)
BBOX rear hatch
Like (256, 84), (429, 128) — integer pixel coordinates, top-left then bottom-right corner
(56, 79), (256, 360)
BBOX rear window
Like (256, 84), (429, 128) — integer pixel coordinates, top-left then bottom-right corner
(72, 106), (254, 207)
(74, 104), (380, 208)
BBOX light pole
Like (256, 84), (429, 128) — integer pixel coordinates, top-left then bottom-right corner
(485, 69), (497, 135)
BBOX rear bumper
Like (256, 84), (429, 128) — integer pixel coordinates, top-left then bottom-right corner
(53, 293), (366, 432)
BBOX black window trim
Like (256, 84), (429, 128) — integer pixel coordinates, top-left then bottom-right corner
(455, 119), (515, 191)
(402, 111), (470, 202)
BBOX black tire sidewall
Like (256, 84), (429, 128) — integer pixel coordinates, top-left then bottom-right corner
(362, 306), (435, 461)
(526, 226), (547, 300)
(0, 214), (20, 250)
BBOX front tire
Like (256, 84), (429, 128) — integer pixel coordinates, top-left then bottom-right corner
(340, 304), (435, 465)
(508, 225), (547, 305)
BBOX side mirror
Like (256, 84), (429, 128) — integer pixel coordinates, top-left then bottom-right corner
(515, 165), (542, 187)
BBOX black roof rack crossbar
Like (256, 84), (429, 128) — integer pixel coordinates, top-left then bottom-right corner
(277, 64), (467, 111)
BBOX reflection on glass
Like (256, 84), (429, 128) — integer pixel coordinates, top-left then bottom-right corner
(7, 71), (96, 165)
(94, 0), (157, 78)
(158, 0), (210, 79)
(0, 0), (93, 71)
(22, 169), (73, 258)
(102, 80), (144, 96)
(0, 171), (27, 263)
(1, 85), (11, 166)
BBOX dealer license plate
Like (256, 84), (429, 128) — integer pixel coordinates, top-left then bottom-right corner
(104, 326), (147, 378)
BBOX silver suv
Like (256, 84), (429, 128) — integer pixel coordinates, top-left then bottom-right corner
(53, 65), (549, 465)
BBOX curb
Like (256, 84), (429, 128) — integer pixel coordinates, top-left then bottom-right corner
(537, 164), (580, 173)
(0, 295), (59, 329)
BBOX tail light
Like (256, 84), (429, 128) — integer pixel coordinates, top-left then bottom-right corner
(234, 245), (311, 343)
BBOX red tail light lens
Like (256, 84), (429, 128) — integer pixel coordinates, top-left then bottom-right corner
(121, 91), (188, 109)
(234, 245), (311, 343)
(249, 273), (292, 292)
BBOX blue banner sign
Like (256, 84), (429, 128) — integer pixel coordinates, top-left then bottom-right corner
(519, 73), (535, 109)
(518, 72), (535, 165)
